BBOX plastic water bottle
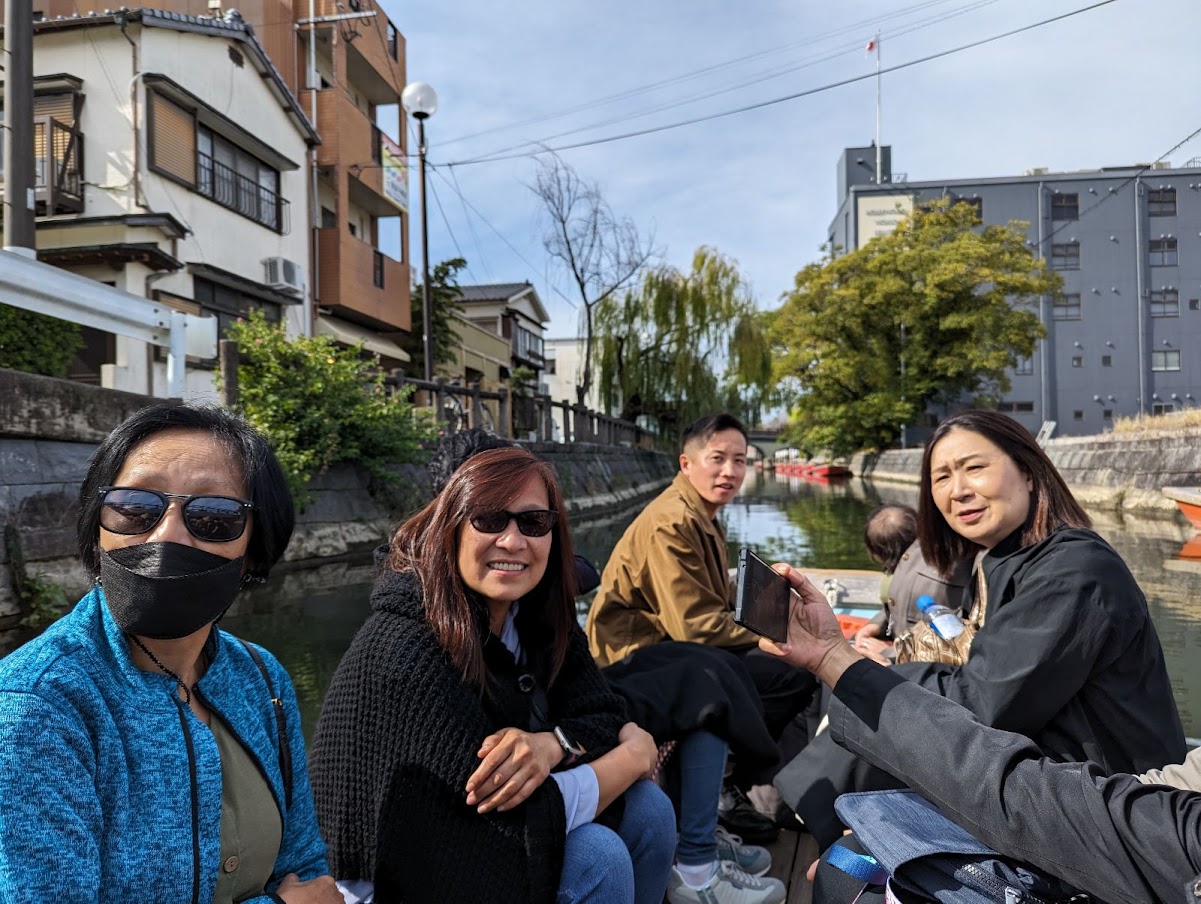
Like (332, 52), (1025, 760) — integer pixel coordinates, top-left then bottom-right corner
(916, 594), (964, 640)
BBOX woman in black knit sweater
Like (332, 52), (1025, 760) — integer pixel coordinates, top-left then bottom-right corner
(310, 447), (676, 903)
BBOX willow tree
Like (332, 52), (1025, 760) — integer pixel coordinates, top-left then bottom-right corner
(770, 200), (1057, 455)
(595, 246), (773, 436)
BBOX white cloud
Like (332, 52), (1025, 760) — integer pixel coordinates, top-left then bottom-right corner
(385, 0), (1201, 334)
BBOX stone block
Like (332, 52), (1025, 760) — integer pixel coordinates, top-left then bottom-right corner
(33, 441), (95, 485)
(0, 441), (44, 485)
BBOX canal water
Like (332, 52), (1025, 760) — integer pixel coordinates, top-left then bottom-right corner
(225, 469), (1201, 742)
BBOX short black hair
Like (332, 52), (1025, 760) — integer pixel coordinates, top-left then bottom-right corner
(427, 428), (517, 495)
(863, 504), (917, 573)
(78, 404), (295, 580)
(680, 413), (748, 454)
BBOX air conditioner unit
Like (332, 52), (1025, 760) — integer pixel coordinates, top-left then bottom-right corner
(263, 257), (304, 297)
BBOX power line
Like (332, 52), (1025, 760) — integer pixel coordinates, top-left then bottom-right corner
(439, 0), (984, 148)
(455, 0), (1005, 163)
(445, 0), (1121, 167)
(430, 166), (581, 311)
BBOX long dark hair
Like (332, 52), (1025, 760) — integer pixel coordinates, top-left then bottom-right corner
(78, 403), (294, 580)
(918, 410), (1090, 574)
(387, 447), (576, 693)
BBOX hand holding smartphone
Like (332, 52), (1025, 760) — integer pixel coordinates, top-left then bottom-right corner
(734, 547), (796, 643)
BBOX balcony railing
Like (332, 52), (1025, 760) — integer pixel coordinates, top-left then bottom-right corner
(1, 116), (86, 215)
(197, 152), (289, 233)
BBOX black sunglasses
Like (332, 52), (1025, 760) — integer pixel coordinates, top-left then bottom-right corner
(98, 486), (254, 543)
(469, 509), (558, 538)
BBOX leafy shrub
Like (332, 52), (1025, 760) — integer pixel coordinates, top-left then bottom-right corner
(223, 311), (436, 505)
(0, 304), (84, 377)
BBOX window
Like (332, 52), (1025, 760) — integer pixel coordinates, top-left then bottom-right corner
(1191, 298), (1200, 311)
(387, 22), (399, 59)
(1150, 289), (1179, 317)
(1053, 294), (1081, 320)
(1071, 356), (1083, 367)
(320, 206), (336, 229)
(1148, 188), (1177, 216)
(514, 325), (544, 363)
(1050, 242), (1080, 270)
(150, 90), (286, 232)
(1149, 238), (1178, 266)
(1051, 193), (1079, 220)
(1101, 354), (1112, 367)
(1014, 355), (1033, 375)
(1152, 402), (1174, 415)
(1073, 410), (1084, 421)
(1103, 409), (1113, 420)
(546, 357), (556, 376)
(952, 196), (983, 220)
(996, 401), (1035, 413)
(1151, 349), (1181, 371)
(193, 278), (281, 341)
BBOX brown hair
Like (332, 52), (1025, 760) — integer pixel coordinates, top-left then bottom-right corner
(387, 446), (577, 693)
(918, 410), (1090, 574)
(864, 504), (917, 573)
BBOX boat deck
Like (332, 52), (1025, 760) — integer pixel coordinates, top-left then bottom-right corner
(763, 828), (820, 902)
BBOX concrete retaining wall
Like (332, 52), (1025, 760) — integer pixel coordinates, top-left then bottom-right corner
(0, 369), (675, 641)
(852, 430), (1201, 518)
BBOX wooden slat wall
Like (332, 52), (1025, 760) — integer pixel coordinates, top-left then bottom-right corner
(149, 92), (197, 185)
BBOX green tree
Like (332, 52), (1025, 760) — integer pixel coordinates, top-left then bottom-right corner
(595, 246), (773, 437)
(405, 256), (468, 376)
(224, 311), (435, 505)
(0, 305), (84, 377)
(770, 201), (1057, 455)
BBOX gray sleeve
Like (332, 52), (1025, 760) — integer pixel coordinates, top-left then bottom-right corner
(828, 660), (1201, 904)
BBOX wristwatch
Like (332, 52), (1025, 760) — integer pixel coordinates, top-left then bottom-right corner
(553, 725), (586, 766)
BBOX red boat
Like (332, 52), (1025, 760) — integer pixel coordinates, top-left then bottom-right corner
(1162, 486), (1201, 531)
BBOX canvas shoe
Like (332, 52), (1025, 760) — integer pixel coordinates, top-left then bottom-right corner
(665, 861), (787, 904)
(714, 825), (772, 877)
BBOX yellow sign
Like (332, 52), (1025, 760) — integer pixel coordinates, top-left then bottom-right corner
(381, 135), (408, 212)
(856, 194), (914, 248)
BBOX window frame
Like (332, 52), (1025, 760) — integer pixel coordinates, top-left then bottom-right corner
(1149, 289), (1180, 317)
(1050, 193), (1079, 221)
(1148, 188), (1177, 217)
(1151, 349), (1181, 372)
(1052, 293), (1082, 320)
(1050, 242), (1080, 271)
(1148, 238), (1178, 267)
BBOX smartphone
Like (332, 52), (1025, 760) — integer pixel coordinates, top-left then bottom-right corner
(734, 547), (794, 643)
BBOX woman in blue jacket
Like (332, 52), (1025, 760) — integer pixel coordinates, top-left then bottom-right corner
(0, 404), (338, 904)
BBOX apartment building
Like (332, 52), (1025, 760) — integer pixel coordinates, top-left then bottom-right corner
(30, 0), (413, 364)
(457, 282), (550, 384)
(829, 145), (1201, 437)
(1, 9), (317, 396)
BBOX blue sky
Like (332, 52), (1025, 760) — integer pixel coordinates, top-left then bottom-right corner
(380, 0), (1201, 339)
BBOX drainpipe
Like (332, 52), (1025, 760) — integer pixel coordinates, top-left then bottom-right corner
(118, 14), (146, 210)
(1036, 181), (1052, 421)
(306, 0), (319, 338)
(1133, 176), (1146, 414)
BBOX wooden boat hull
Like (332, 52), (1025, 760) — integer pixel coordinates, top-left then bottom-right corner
(1162, 486), (1201, 531)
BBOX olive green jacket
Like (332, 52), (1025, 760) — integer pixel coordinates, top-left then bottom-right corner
(586, 472), (757, 666)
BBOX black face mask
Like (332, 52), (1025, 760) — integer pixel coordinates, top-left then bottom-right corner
(100, 542), (246, 640)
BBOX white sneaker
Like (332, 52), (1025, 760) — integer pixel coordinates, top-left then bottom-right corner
(714, 825), (772, 877)
(665, 861), (787, 904)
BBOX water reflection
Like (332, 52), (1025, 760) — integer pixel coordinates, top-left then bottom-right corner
(227, 469), (1201, 742)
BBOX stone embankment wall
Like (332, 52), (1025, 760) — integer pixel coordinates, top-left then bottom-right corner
(852, 431), (1201, 517)
(0, 369), (674, 638)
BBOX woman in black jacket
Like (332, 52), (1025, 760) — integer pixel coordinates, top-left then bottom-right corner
(310, 447), (675, 904)
(775, 409), (1186, 846)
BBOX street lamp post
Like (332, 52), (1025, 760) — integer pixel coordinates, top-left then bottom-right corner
(401, 81), (438, 383)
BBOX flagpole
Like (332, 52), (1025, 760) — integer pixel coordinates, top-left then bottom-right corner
(875, 32), (882, 184)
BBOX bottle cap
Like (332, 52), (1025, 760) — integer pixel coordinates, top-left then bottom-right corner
(915, 594), (936, 612)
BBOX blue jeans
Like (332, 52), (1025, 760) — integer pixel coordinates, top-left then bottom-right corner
(674, 730), (727, 866)
(557, 778), (676, 904)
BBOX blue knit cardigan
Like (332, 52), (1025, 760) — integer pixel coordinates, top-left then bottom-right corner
(0, 587), (329, 904)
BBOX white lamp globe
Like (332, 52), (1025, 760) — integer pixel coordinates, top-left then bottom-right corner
(402, 81), (438, 120)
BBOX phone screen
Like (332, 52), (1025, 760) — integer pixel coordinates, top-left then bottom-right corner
(734, 547), (792, 643)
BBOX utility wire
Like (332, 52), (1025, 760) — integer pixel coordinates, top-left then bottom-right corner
(440, 0), (983, 147)
(445, 0), (1120, 167)
(456, 0), (1005, 162)
(430, 166), (581, 311)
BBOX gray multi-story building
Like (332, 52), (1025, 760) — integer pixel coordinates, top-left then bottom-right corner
(829, 145), (1201, 437)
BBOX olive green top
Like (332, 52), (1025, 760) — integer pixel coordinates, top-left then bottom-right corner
(210, 715), (283, 904)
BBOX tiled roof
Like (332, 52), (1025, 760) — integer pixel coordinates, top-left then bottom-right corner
(457, 282), (534, 302)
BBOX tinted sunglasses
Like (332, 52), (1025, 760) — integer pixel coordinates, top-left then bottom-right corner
(469, 509), (558, 538)
(98, 486), (253, 543)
